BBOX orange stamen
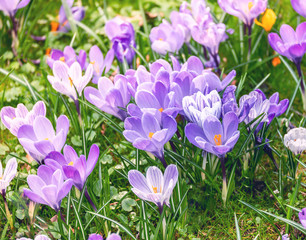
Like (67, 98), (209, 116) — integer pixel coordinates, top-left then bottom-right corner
(149, 132), (154, 139)
(214, 134), (222, 146)
(272, 56), (281, 67)
(51, 21), (59, 32)
(158, 107), (164, 112)
(46, 48), (51, 57)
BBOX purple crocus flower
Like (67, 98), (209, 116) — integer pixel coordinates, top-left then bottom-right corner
(291, 0), (306, 18)
(281, 234), (289, 240)
(105, 17), (136, 64)
(45, 144), (99, 191)
(299, 208), (306, 228)
(84, 75), (131, 121)
(17, 115), (69, 164)
(24, 167), (73, 212)
(268, 23), (306, 65)
(183, 90), (222, 126)
(123, 112), (177, 167)
(0, 157), (17, 194)
(88, 233), (121, 240)
(0, 0), (30, 16)
(1, 101), (46, 136)
(47, 46), (87, 70)
(89, 45), (114, 84)
(128, 164), (178, 212)
(47, 61), (93, 101)
(56, 0), (85, 33)
(218, 0), (267, 27)
(185, 112), (240, 157)
(149, 20), (184, 55)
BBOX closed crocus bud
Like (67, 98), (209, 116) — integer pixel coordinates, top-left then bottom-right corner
(0, 157), (17, 194)
(284, 127), (306, 155)
(299, 208), (306, 228)
(254, 9), (277, 32)
(291, 0), (306, 18)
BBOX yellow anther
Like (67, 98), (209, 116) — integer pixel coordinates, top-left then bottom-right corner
(159, 38), (163, 41)
(254, 9), (276, 32)
(214, 134), (222, 146)
(90, 61), (95, 65)
(69, 77), (73, 87)
(51, 21), (59, 32)
(59, 57), (65, 62)
(158, 107), (164, 112)
(44, 138), (49, 141)
(149, 132), (154, 139)
(248, 2), (253, 10)
(68, 161), (74, 166)
(152, 186), (158, 193)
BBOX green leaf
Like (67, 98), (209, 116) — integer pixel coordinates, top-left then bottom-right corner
(0, 143), (9, 155)
(122, 198), (137, 212)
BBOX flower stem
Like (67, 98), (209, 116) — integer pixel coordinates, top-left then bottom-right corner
(295, 62), (306, 112)
(162, 216), (166, 240)
(212, 54), (221, 75)
(201, 151), (207, 181)
(1, 191), (13, 230)
(84, 188), (97, 211)
(9, 14), (22, 65)
(159, 155), (168, 168)
(220, 156), (228, 206)
(203, 46), (209, 61)
(247, 23), (253, 57)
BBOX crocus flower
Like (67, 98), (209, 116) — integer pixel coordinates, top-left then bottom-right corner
(18, 235), (51, 240)
(128, 164), (178, 212)
(0, 158), (17, 194)
(0, 0), (30, 16)
(183, 90), (222, 126)
(89, 45), (114, 84)
(84, 75), (131, 121)
(45, 144), (99, 191)
(254, 9), (276, 32)
(52, 0), (85, 33)
(123, 113), (177, 167)
(24, 167), (73, 212)
(170, 11), (195, 43)
(282, 234), (289, 240)
(268, 23), (306, 65)
(47, 61), (93, 101)
(1, 101), (46, 136)
(284, 127), (306, 155)
(185, 112), (240, 157)
(299, 208), (306, 228)
(291, 0), (306, 18)
(149, 20), (184, 55)
(47, 46), (87, 70)
(105, 17), (136, 64)
(218, 0), (267, 27)
(88, 233), (121, 240)
(17, 115), (69, 163)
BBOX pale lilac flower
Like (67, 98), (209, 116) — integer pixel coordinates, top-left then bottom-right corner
(17, 115), (69, 163)
(88, 233), (121, 240)
(0, 0), (30, 16)
(149, 20), (184, 55)
(1, 101), (46, 136)
(282, 234), (289, 240)
(291, 0), (306, 18)
(18, 235), (51, 240)
(183, 90), (222, 126)
(24, 168), (73, 212)
(0, 158), (17, 194)
(299, 208), (306, 228)
(284, 127), (306, 155)
(47, 61), (93, 101)
(218, 0), (267, 27)
(47, 46), (87, 70)
(84, 75), (131, 120)
(128, 164), (178, 212)
(185, 112), (240, 157)
(45, 144), (99, 191)
(105, 17), (136, 64)
(89, 45), (114, 84)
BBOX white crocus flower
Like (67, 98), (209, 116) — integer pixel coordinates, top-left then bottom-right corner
(47, 61), (93, 101)
(0, 157), (18, 193)
(284, 127), (306, 155)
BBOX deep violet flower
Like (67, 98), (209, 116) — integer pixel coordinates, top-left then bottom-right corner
(218, 0), (267, 27)
(1, 101), (46, 136)
(291, 0), (306, 18)
(53, 0), (85, 33)
(45, 144), (99, 191)
(185, 112), (240, 158)
(299, 208), (306, 228)
(0, 0), (30, 16)
(84, 75), (131, 121)
(123, 112), (177, 167)
(47, 46), (87, 70)
(0, 157), (17, 194)
(89, 45), (114, 84)
(47, 60), (93, 101)
(88, 233), (121, 240)
(24, 167), (73, 212)
(105, 17), (136, 64)
(149, 20), (184, 55)
(128, 164), (178, 212)
(17, 115), (69, 163)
